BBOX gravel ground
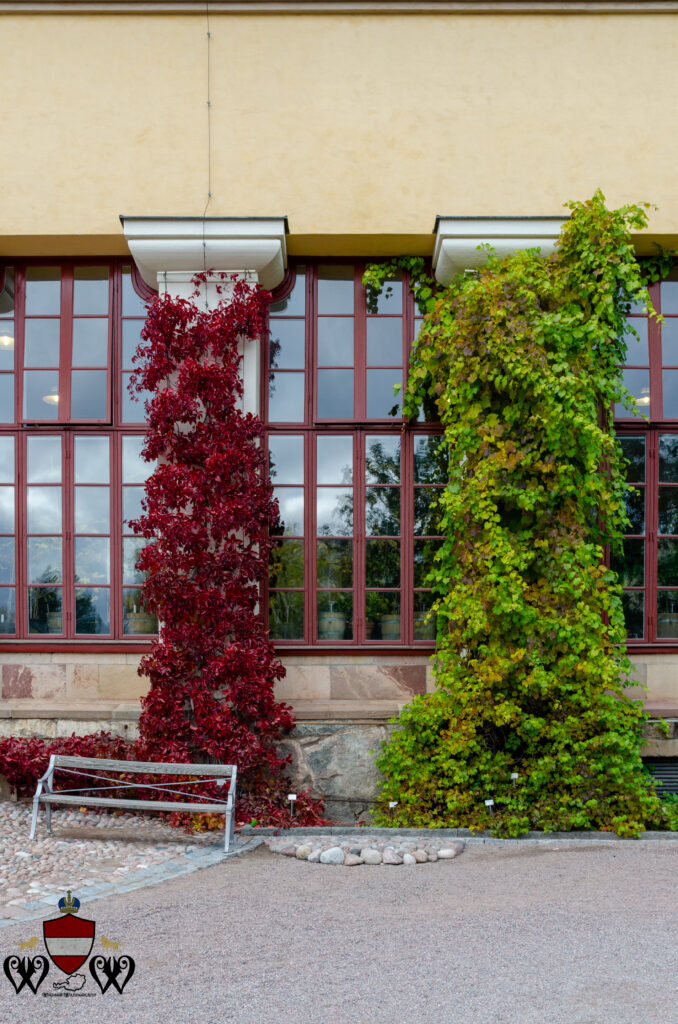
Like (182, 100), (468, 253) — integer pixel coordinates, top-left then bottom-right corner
(2, 839), (678, 1024)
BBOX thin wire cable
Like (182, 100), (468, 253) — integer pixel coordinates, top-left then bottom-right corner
(202, 1), (212, 304)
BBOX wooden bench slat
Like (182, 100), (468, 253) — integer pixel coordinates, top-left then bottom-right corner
(51, 756), (235, 776)
(40, 794), (231, 814)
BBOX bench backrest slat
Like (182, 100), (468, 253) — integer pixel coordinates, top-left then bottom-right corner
(51, 756), (235, 777)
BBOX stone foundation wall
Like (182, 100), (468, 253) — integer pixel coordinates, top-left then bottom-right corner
(0, 654), (146, 703)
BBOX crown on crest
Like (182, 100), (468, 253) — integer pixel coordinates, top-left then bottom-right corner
(58, 891), (80, 915)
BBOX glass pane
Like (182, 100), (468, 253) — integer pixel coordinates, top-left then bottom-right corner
(317, 266), (354, 315)
(622, 591), (644, 639)
(122, 537), (145, 584)
(122, 372), (151, 423)
(75, 588), (110, 634)
(660, 435), (678, 482)
(365, 591), (400, 641)
(659, 489), (678, 535)
(366, 369), (401, 418)
(0, 268), (15, 316)
(27, 537), (61, 584)
(71, 370), (107, 419)
(615, 369), (650, 418)
(317, 538), (352, 588)
(316, 436), (353, 485)
(122, 435), (149, 483)
(269, 320), (305, 369)
(317, 370), (353, 419)
(268, 372), (305, 422)
(27, 486), (62, 533)
(0, 487), (13, 532)
(317, 318), (354, 367)
(123, 589), (157, 635)
(661, 281), (678, 315)
(0, 590), (15, 633)
(25, 267), (60, 315)
(268, 591), (304, 640)
(74, 436), (110, 483)
(27, 436), (61, 482)
(0, 437), (12, 482)
(373, 275), (402, 315)
(657, 590), (678, 638)
(365, 436), (400, 484)
(269, 268), (305, 316)
(661, 318), (678, 365)
(317, 591), (353, 640)
(0, 537), (14, 584)
(122, 320), (143, 370)
(414, 591), (436, 641)
(414, 435), (447, 483)
(75, 536), (110, 584)
(317, 487), (352, 536)
(663, 371), (678, 418)
(270, 538), (305, 588)
(73, 267), (109, 315)
(414, 538), (441, 587)
(618, 437), (645, 483)
(122, 267), (148, 317)
(268, 435), (304, 485)
(75, 487), (110, 534)
(123, 486), (145, 528)
(610, 538), (644, 588)
(0, 374), (13, 422)
(0, 321), (15, 370)
(366, 538), (399, 587)
(659, 538), (678, 586)
(24, 319), (60, 367)
(366, 318), (402, 365)
(622, 317), (648, 364)
(624, 487), (645, 534)
(28, 586), (62, 634)
(23, 370), (59, 419)
(414, 487), (442, 536)
(365, 487), (400, 536)
(272, 487), (304, 536)
(72, 318), (108, 367)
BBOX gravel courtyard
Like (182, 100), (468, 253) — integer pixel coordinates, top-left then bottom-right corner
(2, 838), (678, 1024)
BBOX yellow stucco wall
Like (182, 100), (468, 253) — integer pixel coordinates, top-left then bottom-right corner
(1, 11), (678, 255)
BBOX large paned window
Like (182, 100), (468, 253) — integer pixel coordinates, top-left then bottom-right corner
(616, 277), (678, 644)
(266, 265), (443, 646)
(0, 262), (157, 641)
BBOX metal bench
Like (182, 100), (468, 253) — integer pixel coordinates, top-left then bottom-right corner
(30, 755), (237, 851)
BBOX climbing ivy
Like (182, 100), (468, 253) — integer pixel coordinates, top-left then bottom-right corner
(368, 191), (676, 837)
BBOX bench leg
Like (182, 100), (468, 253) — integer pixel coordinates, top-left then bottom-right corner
(224, 809), (233, 852)
(30, 797), (40, 841)
(45, 801), (52, 835)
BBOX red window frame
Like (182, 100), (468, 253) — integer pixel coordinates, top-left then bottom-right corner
(265, 263), (443, 649)
(0, 260), (157, 647)
(616, 277), (678, 650)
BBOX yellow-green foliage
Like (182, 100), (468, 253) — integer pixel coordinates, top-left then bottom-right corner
(370, 192), (674, 837)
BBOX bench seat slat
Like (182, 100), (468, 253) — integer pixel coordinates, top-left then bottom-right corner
(40, 794), (231, 813)
(51, 756), (235, 776)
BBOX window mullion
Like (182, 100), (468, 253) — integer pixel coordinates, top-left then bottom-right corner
(63, 434), (74, 638)
(354, 430), (365, 645)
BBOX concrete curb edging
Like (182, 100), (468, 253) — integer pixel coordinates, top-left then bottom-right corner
(0, 837), (264, 929)
(241, 825), (678, 843)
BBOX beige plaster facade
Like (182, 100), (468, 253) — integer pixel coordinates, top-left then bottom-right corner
(1, 11), (678, 255)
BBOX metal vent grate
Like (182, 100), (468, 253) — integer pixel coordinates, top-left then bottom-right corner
(644, 758), (678, 795)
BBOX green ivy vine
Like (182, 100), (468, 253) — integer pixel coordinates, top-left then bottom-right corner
(365, 191), (676, 837)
